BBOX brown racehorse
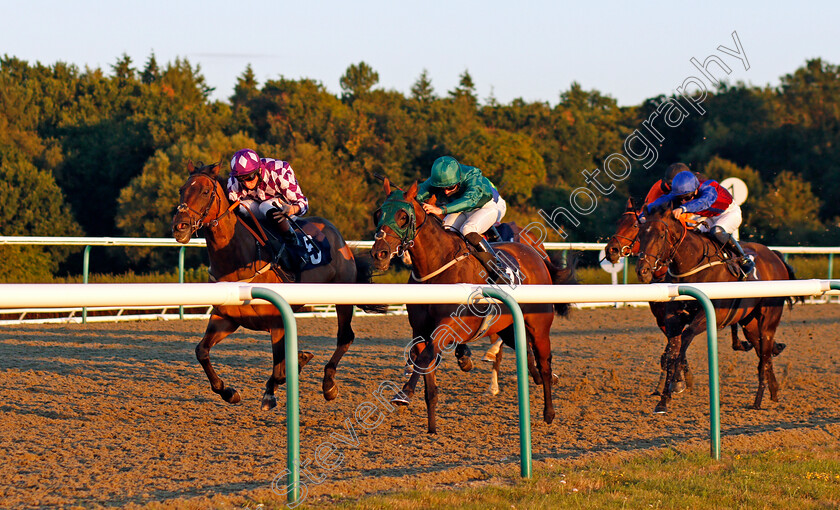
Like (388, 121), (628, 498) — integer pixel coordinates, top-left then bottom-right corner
(370, 179), (575, 433)
(171, 161), (379, 410)
(403, 219), (561, 397)
(635, 204), (799, 413)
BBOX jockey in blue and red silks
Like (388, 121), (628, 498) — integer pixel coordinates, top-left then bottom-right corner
(226, 148), (310, 269)
(646, 170), (756, 278)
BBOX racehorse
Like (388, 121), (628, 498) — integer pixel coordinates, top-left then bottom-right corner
(171, 161), (380, 410)
(403, 219), (562, 396)
(370, 179), (575, 433)
(604, 197), (764, 395)
(635, 204), (799, 413)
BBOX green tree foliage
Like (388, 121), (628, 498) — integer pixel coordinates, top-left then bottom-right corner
(340, 61), (380, 102)
(750, 170), (823, 244)
(0, 159), (83, 281)
(4, 52), (840, 281)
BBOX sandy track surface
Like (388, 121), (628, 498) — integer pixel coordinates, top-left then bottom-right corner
(1, 303), (839, 508)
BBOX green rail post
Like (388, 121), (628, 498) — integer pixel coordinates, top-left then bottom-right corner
(677, 286), (720, 460)
(178, 246), (186, 320)
(82, 245), (91, 324)
(828, 254), (834, 280)
(249, 287), (300, 504)
(482, 287), (532, 478)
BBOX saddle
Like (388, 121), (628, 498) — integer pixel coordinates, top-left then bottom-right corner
(245, 214), (330, 281)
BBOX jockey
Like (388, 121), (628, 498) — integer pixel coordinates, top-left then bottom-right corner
(643, 162), (694, 206)
(647, 170), (756, 278)
(416, 156), (508, 282)
(226, 148), (309, 271)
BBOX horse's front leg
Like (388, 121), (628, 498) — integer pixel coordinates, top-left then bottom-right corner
(393, 335), (437, 406)
(322, 304), (356, 401)
(654, 332), (683, 414)
(488, 345), (503, 396)
(528, 327), (555, 425)
(423, 364), (440, 434)
(196, 314), (241, 404)
(262, 327), (314, 411)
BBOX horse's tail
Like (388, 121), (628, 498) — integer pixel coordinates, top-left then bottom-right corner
(773, 250), (805, 309)
(544, 251), (579, 317)
(354, 253), (389, 314)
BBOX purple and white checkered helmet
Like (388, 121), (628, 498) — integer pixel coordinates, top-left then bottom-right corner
(230, 148), (262, 177)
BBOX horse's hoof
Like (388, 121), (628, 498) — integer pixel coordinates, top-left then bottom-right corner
(298, 351), (315, 372)
(487, 385), (500, 396)
(773, 343), (786, 356)
(261, 395), (277, 411)
(653, 403), (668, 414)
(457, 356), (473, 372)
(391, 394), (410, 406)
(738, 341), (753, 352)
(551, 373), (560, 386)
(323, 381), (338, 401)
(543, 411), (555, 424)
(671, 381), (686, 394)
(221, 387), (241, 404)
(404, 364), (413, 377)
(651, 390), (662, 397)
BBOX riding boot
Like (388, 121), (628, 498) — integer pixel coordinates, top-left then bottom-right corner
(465, 232), (508, 284)
(712, 227), (755, 279)
(276, 218), (308, 273)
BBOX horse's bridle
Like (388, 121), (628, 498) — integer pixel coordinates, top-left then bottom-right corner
(638, 217), (688, 275)
(176, 174), (229, 235)
(373, 196), (428, 258)
(608, 210), (641, 257)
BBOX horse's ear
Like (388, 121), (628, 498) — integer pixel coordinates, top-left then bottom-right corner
(626, 197), (634, 211)
(405, 181), (418, 201)
(383, 178), (391, 196)
(427, 194), (437, 206)
(187, 160), (197, 175)
(208, 161), (221, 178)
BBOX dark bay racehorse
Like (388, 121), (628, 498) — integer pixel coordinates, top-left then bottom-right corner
(604, 198), (763, 395)
(172, 161), (379, 410)
(370, 179), (575, 433)
(635, 205), (799, 413)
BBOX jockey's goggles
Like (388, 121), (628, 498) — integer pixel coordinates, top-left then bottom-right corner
(235, 170), (260, 183)
(442, 183), (459, 193)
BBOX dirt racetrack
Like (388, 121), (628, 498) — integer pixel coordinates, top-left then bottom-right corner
(1, 302), (839, 509)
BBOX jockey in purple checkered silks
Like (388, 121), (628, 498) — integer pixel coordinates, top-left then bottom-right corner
(227, 148), (310, 270)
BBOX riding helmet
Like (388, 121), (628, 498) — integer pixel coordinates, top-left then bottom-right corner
(230, 148), (262, 177)
(429, 156), (462, 188)
(670, 171), (700, 197)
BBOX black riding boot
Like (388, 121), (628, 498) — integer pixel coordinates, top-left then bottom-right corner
(465, 232), (507, 284)
(712, 227), (755, 279)
(277, 220), (308, 274)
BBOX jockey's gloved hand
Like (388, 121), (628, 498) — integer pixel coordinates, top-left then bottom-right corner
(271, 203), (291, 220)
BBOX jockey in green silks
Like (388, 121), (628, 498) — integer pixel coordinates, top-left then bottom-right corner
(416, 156), (508, 283)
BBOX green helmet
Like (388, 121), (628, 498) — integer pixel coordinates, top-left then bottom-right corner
(429, 156), (462, 188)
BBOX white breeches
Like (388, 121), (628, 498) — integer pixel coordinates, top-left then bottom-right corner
(698, 202), (742, 234)
(239, 198), (289, 220)
(443, 197), (507, 235)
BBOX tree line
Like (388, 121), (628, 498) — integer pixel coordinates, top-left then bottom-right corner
(1, 54), (838, 280)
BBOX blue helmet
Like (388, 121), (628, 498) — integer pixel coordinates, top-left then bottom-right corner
(670, 171), (699, 197)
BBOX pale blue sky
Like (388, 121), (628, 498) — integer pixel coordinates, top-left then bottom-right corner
(4, 1), (838, 106)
